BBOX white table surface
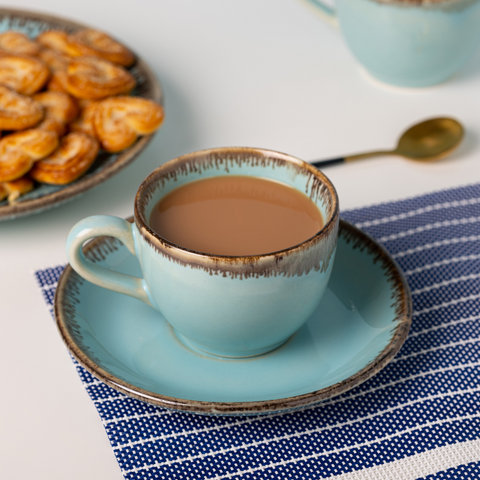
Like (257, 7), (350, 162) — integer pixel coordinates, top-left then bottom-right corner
(1, 1), (480, 478)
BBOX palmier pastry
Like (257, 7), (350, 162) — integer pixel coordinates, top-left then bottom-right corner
(0, 86), (43, 130)
(66, 29), (134, 66)
(46, 70), (69, 93)
(37, 116), (66, 137)
(30, 132), (99, 185)
(0, 176), (34, 203)
(33, 91), (78, 124)
(34, 91), (78, 137)
(37, 47), (71, 72)
(0, 55), (50, 95)
(0, 31), (40, 56)
(0, 129), (58, 182)
(65, 56), (135, 99)
(77, 98), (95, 109)
(94, 96), (164, 152)
(69, 101), (99, 137)
(36, 30), (71, 55)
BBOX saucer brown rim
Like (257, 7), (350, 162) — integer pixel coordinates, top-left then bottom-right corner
(0, 7), (163, 221)
(54, 218), (412, 415)
(134, 147), (340, 262)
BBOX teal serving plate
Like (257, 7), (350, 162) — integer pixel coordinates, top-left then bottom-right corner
(0, 8), (163, 221)
(54, 219), (412, 415)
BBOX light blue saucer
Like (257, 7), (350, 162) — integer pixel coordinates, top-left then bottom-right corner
(55, 219), (411, 415)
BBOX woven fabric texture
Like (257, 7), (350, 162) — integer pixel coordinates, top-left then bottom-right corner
(36, 183), (480, 479)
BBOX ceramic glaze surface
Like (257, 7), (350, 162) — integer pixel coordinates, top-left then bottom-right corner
(137, 228), (335, 357)
(137, 154), (337, 357)
(306, 0), (480, 87)
(67, 148), (339, 358)
(57, 220), (412, 415)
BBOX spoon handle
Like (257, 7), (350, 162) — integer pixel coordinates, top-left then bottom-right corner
(310, 157), (345, 168)
(311, 150), (393, 168)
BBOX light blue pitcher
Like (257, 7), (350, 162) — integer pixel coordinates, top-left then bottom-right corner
(304, 0), (480, 87)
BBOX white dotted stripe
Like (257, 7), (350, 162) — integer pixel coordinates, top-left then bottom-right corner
(412, 293), (480, 317)
(392, 338), (480, 363)
(92, 394), (126, 404)
(404, 254), (480, 276)
(78, 376), (104, 388)
(392, 235), (480, 259)
(354, 197), (480, 228)
(378, 216), (480, 243)
(113, 414), (277, 451)
(329, 438), (480, 480)
(410, 273), (480, 295)
(103, 410), (173, 426)
(324, 361), (480, 408)
(409, 315), (480, 338)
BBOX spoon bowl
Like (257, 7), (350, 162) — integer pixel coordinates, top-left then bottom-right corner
(312, 117), (465, 168)
(395, 118), (464, 161)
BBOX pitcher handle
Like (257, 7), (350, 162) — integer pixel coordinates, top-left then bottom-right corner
(302, 0), (338, 27)
(66, 215), (155, 307)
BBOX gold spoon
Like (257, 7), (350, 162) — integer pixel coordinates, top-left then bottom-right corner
(312, 117), (464, 168)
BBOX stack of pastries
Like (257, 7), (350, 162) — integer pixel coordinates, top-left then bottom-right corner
(0, 29), (164, 204)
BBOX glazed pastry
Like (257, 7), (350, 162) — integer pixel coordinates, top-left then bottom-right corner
(37, 47), (71, 72)
(0, 86), (43, 130)
(36, 115), (66, 137)
(46, 70), (69, 93)
(33, 91), (78, 124)
(94, 96), (164, 152)
(76, 98), (95, 109)
(0, 176), (34, 203)
(66, 29), (134, 66)
(0, 27), (159, 196)
(0, 54), (50, 95)
(0, 129), (58, 182)
(69, 101), (99, 137)
(36, 30), (71, 55)
(30, 132), (99, 185)
(65, 56), (135, 99)
(0, 31), (40, 56)
(34, 91), (78, 137)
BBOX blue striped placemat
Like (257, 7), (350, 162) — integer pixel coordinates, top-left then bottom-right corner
(36, 183), (480, 479)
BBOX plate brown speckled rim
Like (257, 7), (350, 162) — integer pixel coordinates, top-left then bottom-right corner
(0, 8), (163, 221)
(54, 218), (412, 416)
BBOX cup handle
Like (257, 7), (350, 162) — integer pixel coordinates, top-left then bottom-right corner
(302, 0), (338, 27)
(66, 215), (155, 308)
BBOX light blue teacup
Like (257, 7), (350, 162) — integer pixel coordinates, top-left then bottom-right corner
(66, 148), (339, 358)
(304, 0), (480, 87)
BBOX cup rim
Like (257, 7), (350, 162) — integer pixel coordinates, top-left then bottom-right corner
(134, 146), (339, 261)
